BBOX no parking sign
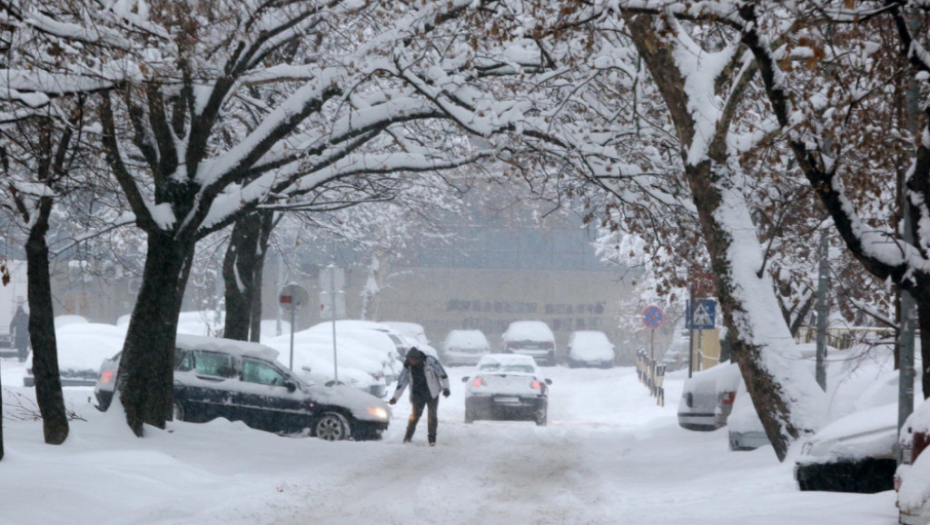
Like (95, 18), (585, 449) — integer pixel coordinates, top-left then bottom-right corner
(642, 305), (664, 330)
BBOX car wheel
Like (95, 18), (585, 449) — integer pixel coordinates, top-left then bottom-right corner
(172, 401), (185, 422)
(314, 411), (351, 441)
(465, 410), (475, 424)
(536, 410), (547, 427)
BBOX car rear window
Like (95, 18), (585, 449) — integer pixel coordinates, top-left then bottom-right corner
(187, 351), (236, 378)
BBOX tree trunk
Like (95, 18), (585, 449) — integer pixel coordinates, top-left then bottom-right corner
(118, 231), (195, 436)
(623, 12), (824, 461)
(685, 161), (825, 460)
(26, 196), (68, 444)
(223, 210), (273, 342)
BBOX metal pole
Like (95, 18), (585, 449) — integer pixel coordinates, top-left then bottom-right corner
(650, 329), (655, 396)
(697, 328), (703, 371)
(276, 253), (283, 337)
(688, 284), (694, 378)
(900, 28), (919, 451)
(331, 266), (339, 384)
(289, 304), (295, 371)
(815, 229), (829, 391)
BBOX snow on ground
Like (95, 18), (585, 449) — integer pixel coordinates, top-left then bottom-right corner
(0, 358), (896, 525)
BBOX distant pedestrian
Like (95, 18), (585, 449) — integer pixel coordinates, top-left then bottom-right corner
(10, 305), (29, 362)
(389, 347), (450, 446)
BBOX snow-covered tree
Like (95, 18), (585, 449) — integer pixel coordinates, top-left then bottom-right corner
(0, 0), (564, 435)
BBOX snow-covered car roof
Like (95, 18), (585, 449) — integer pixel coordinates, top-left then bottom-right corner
(570, 331), (611, 345)
(568, 331), (613, 360)
(502, 320), (554, 341)
(38, 322), (127, 372)
(444, 329), (489, 349)
(308, 321), (404, 356)
(681, 362), (741, 394)
(54, 315), (89, 329)
(263, 329), (388, 379)
(175, 334), (279, 361)
(476, 353), (540, 374)
(383, 322), (429, 345)
(799, 402), (898, 463)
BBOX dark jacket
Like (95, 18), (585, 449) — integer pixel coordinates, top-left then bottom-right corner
(10, 307), (28, 348)
(391, 348), (449, 401)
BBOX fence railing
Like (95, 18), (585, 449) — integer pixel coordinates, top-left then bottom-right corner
(794, 326), (898, 350)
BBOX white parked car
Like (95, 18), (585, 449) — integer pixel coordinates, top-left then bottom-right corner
(566, 330), (615, 368)
(25, 321), (126, 387)
(441, 329), (490, 366)
(500, 320), (556, 366)
(311, 319), (431, 359)
(461, 354), (552, 426)
(661, 328), (691, 371)
(383, 321), (440, 358)
(263, 330), (390, 397)
(676, 362), (741, 431)
(727, 380), (769, 451)
(897, 397), (930, 525)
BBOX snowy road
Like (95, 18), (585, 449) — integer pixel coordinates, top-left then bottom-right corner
(1, 361), (897, 525)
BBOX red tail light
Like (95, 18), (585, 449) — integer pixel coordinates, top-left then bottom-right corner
(531, 380), (542, 389)
(473, 378), (484, 387)
(914, 432), (930, 464)
(100, 370), (114, 384)
(721, 391), (736, 405)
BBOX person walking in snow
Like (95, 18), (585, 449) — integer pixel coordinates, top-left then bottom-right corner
(389, 347), (450, 446)
(10, 305), (29, 362)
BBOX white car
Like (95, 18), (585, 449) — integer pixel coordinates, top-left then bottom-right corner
(264, 329), (393, 397)
(462, 354), (552, 426)
(727, 380), (769, 451)
(25, 321), (126, 387)
(566, 330), (615, 368)
(676, 362), (741, 431)
(383, 321), (440, 358)
(897, 397), (930, 524)
(500, 320), (556, 366)
(441, 329), (490, 366)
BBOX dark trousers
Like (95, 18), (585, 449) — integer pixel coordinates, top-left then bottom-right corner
(405, 395), (439, 443)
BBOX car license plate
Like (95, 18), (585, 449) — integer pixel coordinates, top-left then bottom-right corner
(494, 396), (520, 405)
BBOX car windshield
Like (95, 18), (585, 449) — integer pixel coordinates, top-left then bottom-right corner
(479, 363), (535, 374)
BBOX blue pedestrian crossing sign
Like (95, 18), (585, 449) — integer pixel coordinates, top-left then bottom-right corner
(687, 300), (716, 329)
(642, 305), (664, 330)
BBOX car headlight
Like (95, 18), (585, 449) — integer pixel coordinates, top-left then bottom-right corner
(367, 406), (389, 420)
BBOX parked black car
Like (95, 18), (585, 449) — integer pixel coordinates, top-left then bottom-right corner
(93, 334), (391, 441)
(794, 403), (898, 493)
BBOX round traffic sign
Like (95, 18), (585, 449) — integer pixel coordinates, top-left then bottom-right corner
(643, 305), (664, 329)
(279, 283), (310, 312)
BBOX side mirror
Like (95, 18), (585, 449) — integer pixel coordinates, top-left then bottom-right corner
(461, 376), (470, 383)
(545, 378), (553, 385)
(285, 381), (297, 393)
